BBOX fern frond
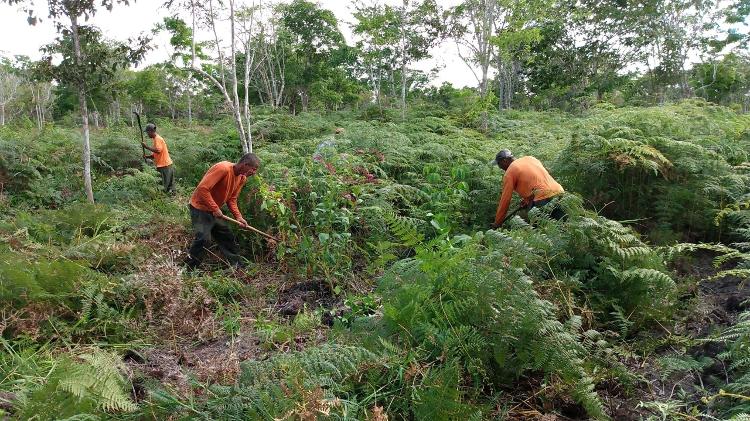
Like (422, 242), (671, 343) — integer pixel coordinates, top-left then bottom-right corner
(381, 209), (425, 247)
(710, 269), (750, 280)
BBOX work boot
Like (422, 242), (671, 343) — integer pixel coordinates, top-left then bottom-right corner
(184, 255), (200, 271)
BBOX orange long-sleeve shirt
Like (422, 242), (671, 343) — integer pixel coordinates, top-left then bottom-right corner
(151, 134), (173, 168)
(190, 161), (247, 219)
(495, 156), (564, 225)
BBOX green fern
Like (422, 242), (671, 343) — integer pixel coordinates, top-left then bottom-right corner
(381, 209), (425, 247)
(169, 344), (383, 419)
(15, 350), (137, 418)
(657, 355), (713, 379)
(379, 232), (609, 419)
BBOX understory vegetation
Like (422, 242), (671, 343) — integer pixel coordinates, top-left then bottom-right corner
(1, 101), (749, 420)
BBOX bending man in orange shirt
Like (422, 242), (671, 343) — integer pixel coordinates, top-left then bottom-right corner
(186, 153), (260, 270)
(142, 123), (175, 194)
(492, 149), (565, 228)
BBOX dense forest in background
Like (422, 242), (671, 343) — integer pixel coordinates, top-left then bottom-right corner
(1, 0), (749, 132)
(1, 0), (750, 420)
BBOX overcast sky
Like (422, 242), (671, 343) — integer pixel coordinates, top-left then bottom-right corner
(0, 0), (475, 87)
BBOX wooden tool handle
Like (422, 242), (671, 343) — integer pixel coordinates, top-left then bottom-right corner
(220, 214), (281, 242)
(133, 111), (147, 164)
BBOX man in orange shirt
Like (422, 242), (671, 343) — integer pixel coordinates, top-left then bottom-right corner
(491, 149), (565, 228)
(142, 123), (175, 194)
(186, 153), (260, 270)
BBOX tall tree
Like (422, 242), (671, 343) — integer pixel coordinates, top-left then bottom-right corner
(175, 0), (254, 152)
(14, 55), (55, 129)
(579, 0), (718, 103)
(159, 16), (207, 124)
(396, 0), (445, 118)
(245, 4), (287, 110)
(490, 0), (550, 110)
(0, 59), (22, 126)
(3, 0), (148, 203)
(451, 0), (499, 126)
(354, 0), (445, 115)
(518, 4), (627, 109)
(691, 53), (750, 108)
(278, 0), (345, 113)
(720, 0), (750, 51)
(352, 0), (400, 106)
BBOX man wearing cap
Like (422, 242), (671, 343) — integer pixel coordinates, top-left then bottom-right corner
(142, 123), (175, 194)
(185, 153), (260, 270)
(492, 149), (565, 228)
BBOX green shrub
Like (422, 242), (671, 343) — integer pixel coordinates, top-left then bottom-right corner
(0, 252), (104, 312)
(252, 111), (334, 142)
(146, 345), (380, 419)
(11, 349), (137, 418)
(378, 232), (607, 419)
(0, 127), (82, 207)
(555, 103), (750, 242)
(94, 169), (162, 204)
(93, 131), (144, 173)
(12, 203), (115, 245)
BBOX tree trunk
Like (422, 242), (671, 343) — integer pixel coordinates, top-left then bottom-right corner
(37, 103), (43, 130)
(389, 70), (397, 101)
(187, 77), (193, 124)
(77, 88), (94, 203)
(71, 14), (94, 203)
(243, 34), (254, 153)
(480, 62), (489, 131)
(0, 104), (4, 126)
(35, 94), (42, 130)
(228, 0), (249, 153)
(208, 0), (227, 89)
(190, 0), (197, 124)
(400, 0), (407, 120)
(194, 0), (248, 152)
(401, 58), (407, 120)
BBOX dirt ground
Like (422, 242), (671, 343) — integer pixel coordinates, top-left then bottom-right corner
(124, 236), (748, 420)
(603, 251), (749, 420)
(123, 269), (341, 401)
(500, 250), (749, 421)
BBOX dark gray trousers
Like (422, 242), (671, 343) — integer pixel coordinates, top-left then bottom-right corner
(531, 196), (566, 220)
(157, 165), (175, 193)
(186, 205), (241, 268)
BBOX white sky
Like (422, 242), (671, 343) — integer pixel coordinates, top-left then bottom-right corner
(0, 0), (475, 87)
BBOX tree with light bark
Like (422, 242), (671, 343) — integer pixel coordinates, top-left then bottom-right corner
(353, 0), (445, 116)
(3, 0), (149, 203)
(0, 61), (22, 126)
(450, 0), (550, 128)
(171, 0), (255, 152)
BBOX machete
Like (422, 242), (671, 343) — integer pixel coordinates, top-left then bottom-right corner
(133, 111), (147, 164)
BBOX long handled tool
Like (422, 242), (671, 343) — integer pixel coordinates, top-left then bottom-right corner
(220, 214), (281, 243)
(133, 111), (147, 164)
(497, 194), (536, 228)
(498, 204), (524, 227)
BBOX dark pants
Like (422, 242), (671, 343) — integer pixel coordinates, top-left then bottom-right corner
(157, 165), (175, 193)
(531, 196), (566, 220)
(187, 205), (242, 268)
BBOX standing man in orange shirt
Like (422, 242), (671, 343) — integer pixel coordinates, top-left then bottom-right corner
(142, 123), (175, 194)
(491, 149), (566, 228)
(185, 153), (260, 270)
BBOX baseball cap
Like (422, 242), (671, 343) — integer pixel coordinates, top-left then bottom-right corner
(491, 149), (513, 166)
